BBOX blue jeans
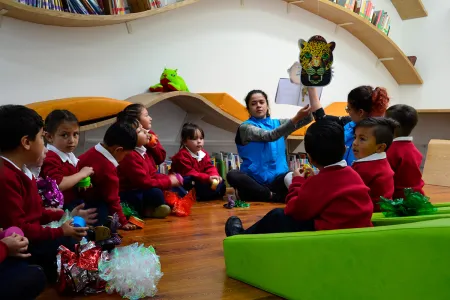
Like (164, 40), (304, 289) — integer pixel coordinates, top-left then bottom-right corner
(0, 258), (46, 299)
(64, 199), (110, 227)
(183, 176), (226, 201)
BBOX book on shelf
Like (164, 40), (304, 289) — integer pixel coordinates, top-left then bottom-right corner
(330, 0), (391, 36)
(288, 153), (319, 173)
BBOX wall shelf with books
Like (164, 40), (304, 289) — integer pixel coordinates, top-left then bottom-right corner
(285, 0), (423, 85)
(391, 0), (427, 20)
(0, 0), (199, 27)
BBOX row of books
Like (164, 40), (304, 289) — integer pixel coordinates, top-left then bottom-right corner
(14, 0), (184, 15)
(288, 153), (319, 174)
(330, 0), (391, 36)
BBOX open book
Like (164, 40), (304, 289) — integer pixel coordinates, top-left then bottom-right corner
(275, 78), (323, 107)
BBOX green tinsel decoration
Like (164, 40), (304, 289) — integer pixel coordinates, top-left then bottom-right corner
(121, 202), (140, 218)
(378, 188), (437, 217)
(235, 199), (250, 208)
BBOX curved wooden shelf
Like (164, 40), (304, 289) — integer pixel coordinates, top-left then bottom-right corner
(0, 0), (199, 27)
(285, 0), (423, 85)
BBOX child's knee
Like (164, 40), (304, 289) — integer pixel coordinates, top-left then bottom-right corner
(284, 172), (293, 188)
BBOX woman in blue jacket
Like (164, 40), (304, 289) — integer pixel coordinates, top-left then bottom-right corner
(226, 89), (318, 203)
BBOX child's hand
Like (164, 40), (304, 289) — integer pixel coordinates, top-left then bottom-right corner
(61, 220), (88, 241)
(293, 167), (314, 178)
(303, 167), (315, 178)
(2, 234), (31, 258)
(169, 174), (181, 187)
(209, 176), (222, 183)
(70, 203), (98, 225)
(79, 166), (94, 178)
(121, 223), (137, 231)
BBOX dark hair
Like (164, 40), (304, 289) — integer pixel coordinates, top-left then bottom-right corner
(355, 117), (399, 151)
(103, 122), (137, 150)
(116, 111), (140, 129)
(44, 109), (79, 134)
(385, 104), (418, 136)
(348, 86), (390, 117)
(244, 90), (270, 117)
(0, 105), (44, 152)
(304, 119), (346, 167)
(121, 103), (146, 121)
(180, 123), (204, 148)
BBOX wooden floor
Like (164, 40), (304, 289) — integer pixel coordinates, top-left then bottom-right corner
(38, 185), (449, 300)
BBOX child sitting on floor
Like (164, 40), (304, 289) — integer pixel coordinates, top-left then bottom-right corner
(171, 123), (226, 201)
(225, 120), (373, 236)
(0, 105), (89, 282)
(40, 110), (94, 209)
(352, 117), (397, 211)
(117, 115), (180, 218)
(385, 104), (425, 199)
(78, 121), (138, 230)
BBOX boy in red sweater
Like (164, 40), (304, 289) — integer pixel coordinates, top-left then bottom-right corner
(78, 121), (138, 230)
(352, 117), (397, 211)
(385, 104), (425, 198)
(117, 115), (181, 218)
(225, 120), (373, 236)
(171, 123), (226, 201)
(0, 105), (89, 282)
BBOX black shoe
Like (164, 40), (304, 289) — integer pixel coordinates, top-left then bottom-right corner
(225, 216), (244, 237)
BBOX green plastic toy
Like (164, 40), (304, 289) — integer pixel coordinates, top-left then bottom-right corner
(149, 68), (189, 92)
(77, 177), (91, 188)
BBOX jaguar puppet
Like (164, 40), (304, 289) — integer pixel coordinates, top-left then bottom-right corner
(298, 35), (336, 86)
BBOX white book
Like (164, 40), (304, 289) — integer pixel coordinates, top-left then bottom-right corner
(275, 78), (323, 107)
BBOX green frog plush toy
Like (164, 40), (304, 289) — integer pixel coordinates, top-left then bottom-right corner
(149, 68), (189, 92)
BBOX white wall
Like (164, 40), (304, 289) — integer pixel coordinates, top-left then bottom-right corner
(399, 0), (450, 109)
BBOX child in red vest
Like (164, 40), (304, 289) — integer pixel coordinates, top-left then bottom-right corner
(385, 104), (425, 198)
(171, 123), (226, 201)
(352, 117), (397, 211)
(225, 120), (373, 236)
(78, 122), (138, 230)
(117, 114), (184, 218)
(40, 110), (94, 209)
(0, 105), (89, 282)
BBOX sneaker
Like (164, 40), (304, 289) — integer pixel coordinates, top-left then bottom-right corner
(149, 204), (171, 218)
(225, 216), (244, 237)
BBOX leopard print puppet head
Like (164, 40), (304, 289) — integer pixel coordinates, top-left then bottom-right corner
(298, 35), (336, 87)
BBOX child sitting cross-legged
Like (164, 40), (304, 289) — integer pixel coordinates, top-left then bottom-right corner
(385, 104), (425, 199)
(171, 123), (226, 201)
(352, 117), (398, 212)
(0, 105), (91, 282)
(78, 121), (138, 230)
(225, 120), (373, 236)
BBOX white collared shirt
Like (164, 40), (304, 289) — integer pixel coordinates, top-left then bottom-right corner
(353, 152), (386, 164)
(324, 159), (347, 168)
(94, 143), (119, 167)
(47, 144), (79, 167)
(0, 156), (33, 180)
(185, 146), (206, 162)
(134, 146), (147, 158)
(393, 136), (413, 142)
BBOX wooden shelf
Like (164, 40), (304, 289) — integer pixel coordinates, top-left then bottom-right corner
(0, 0), (199, 27)
(417, 109), (450, 114)
(391, 0), (427, 20)
(285, 0), (423, 85)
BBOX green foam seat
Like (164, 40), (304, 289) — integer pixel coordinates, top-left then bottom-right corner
(224, 219), (450, 300)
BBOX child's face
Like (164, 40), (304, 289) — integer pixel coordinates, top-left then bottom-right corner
(352, 127), (386, 159)
(184, 130), (204, 153)
(46, 121), (79, 153)
(27, 128), (46, 166)
(136, 125), (150, 147)
(30, 146), (48, 168)
(139, 108), (152, 130)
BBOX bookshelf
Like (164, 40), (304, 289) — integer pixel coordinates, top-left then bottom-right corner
(0, 0), (199, 27)
(391, 0), (427, 20)
(285, 0), (423, 85)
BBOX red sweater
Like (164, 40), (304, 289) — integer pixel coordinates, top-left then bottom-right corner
(0, 242), (7, 263)
(0, 159), (64, 241)
(118, 148), (172, 191)
(40, 150), (78, 206)
(78, 147), (128, 226)
(145, 130), (166, 166)
(352, 156), (394, 212)
(387, 140), (425, 199)
(285, 164), (373, 231)
(171, 147), (218, 183)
